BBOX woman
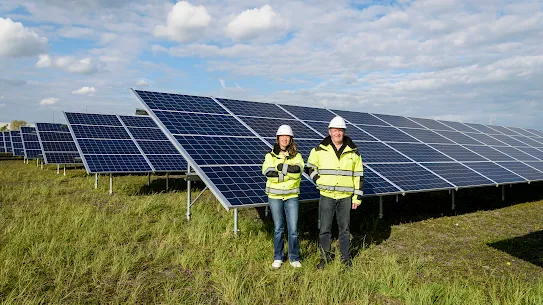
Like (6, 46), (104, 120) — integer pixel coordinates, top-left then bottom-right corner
(262, 124), (304, 269)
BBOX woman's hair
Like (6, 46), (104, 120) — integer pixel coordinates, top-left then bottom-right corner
(276, 136), (297, 156)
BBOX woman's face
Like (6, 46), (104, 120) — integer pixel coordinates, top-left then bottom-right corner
(278, 135), (291, 150)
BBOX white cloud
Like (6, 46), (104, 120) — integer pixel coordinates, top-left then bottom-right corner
(226, 5), (289, 41)
(136, 79), (149, 87)
(57, 26), (95, 39)
(154, 1), (211, 42)
(0, 17), (48, 57)
(72, 86), (96, 95)
(36, 54), (104, 74)
(0, 104), (6, 108)
(219, 79), (225, 88)
(0, 96), (4, 100)
(40, 98), (58, 106)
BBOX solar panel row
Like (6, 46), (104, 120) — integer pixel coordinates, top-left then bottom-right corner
(10, 130), (24, 156)
(20, 126), (44, 160)
(132, 89), (543, 211)
(64, 112), (187, 174)
(0, 131), (6, 153)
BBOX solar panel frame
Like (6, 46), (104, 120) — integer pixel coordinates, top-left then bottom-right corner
(329, 109), (389, 126)
(279, 104), (337, 122)
(372, 114), (425, 129)
(216, 98), (293, 119)
(0, 132), (5, 153)
(10, 131), (24, 156)
(4, 131), (12, 154)
(507, 127), (538, 137)
(407, 117), (455, 131)
(487, 125), (521, 136)
(398, 127), (455, 144)
(438, 120), (479, 133)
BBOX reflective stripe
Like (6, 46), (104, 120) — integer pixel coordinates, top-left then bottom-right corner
(318, 169), (355, 176)
(317, 185), (355, 192)
(278, 173), (284, 182)
(353, 171), (364, 177)
(306, 162), (317, 168)
(281, 163), (288, 175)
(263, 167), (275, 175)
(266, 187), (300, 195)
(310, 170), (318, 179)
(354, 190), (363, 196)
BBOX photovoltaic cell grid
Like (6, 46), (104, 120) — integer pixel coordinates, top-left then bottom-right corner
(132, 89), (543, 210)
(20, 126), (43, 159)
(0, 132), (5, 153)
(3, 132), (12, 154)
(35, 123), (82, 165)
(10, 131), (24, 156)
(64, 112), (186, 174)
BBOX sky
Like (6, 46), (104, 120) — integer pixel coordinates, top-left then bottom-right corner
(0, 0), (542, 129)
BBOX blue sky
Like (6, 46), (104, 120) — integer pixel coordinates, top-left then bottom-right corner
(1, 0), (543, 129)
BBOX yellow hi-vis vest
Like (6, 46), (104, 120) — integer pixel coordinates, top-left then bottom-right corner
(262, 145), (304, 200)
(306, 136), (364, 205)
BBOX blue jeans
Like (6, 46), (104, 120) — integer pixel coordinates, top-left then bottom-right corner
(268, 197), (300, 261)
(318, 195), (351, 262)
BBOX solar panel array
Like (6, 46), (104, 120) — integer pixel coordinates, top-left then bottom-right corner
(20, 126), (43, 159)
(35, 123), (82, 165)
(10, 130), (24, 156)
(64, 112), (186, 174)
(133, 89), (543, 211)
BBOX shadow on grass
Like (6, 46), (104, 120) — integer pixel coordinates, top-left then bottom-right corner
(255, 181), (543, 259)
(488, 230), (543, 268)
(136, 175), (207, 195)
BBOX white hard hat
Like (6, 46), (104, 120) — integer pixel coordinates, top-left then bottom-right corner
(276, 124), (294, 136)
(328, 116), (347, 129)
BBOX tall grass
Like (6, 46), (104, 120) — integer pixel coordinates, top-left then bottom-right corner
(1, 160), (542, 304)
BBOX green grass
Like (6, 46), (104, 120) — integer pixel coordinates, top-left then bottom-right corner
(1, 160), (543, 304)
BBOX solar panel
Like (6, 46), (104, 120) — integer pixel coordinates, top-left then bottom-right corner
(408, 117), (454, 131)
(155, 111), (254, 137)
(372, 114), (424, 129)
(65, 112), (186, 174)
(217, 98), (292, 119)
(438, 120), (479, 133)
(398, 128), (454, 144)
(463, 162), (525, 184)
(36, 122), (83, 165)
(280, 104), (336, 122)
(464, 133), (506, 146)
(363, 166), (402, 195)
(20, 127), (43, 159)
(487, 125), (520, 136)
(4, 132), (12, 154)
(387, 143), (453, 162)
(511, 136), (542, 147)
(492, 146), (539, 161)
(292, 139), (322, 159)
(516, 147), (543, 160)
(356, 124), (419, 143)
(463, 123), (501, 135)
(524, 161), (543, 173)
(10, 131), (23, 156)
(368, 163), (452, 192)
(330, 110), (388, 126)
(464, 145), (514, 161)
(489, 134), (527, 147)
(423, 162), (495, 187)
(135, 90), (227, 114)
(358, 141), (411, 163)
(525, 129), (543, 137)
(496, 161), (543, 181)
(507, 127), (537, 137)
(428, 144), (487, 162)
(530, 138), (543, 147)
(0, 132), (5, 153)
(433, 130), (483, 145)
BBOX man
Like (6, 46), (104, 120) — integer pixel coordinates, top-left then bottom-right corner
(306, 116), (364, 269)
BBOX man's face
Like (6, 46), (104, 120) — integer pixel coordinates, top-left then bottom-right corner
(329, 128), (345, 145)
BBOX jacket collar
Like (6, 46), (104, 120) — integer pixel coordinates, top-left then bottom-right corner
(272, 143), (296, 158)
(320, 135), (357, 149)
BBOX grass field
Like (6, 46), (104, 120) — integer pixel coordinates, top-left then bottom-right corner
(1, 159), (543, 304)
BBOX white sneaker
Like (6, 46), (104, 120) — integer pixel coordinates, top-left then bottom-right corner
(271, 260), (282, 269)
(290, 261), (302, 268)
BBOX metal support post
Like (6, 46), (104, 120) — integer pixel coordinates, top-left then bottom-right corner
(57, 164), (60, 174)
(502, 185), (505, 201)
(186, 166), (191, 221)
(233, 208), (239, 236)
(63, 165), (66, 176)
(36, 158), (38, 167)
(40, 160), (43, 170)
(95, 173), (98, 189)
(109, 173), (113, 195)
(166, 173), (169, 191)
(396, 194), (399, 202)
(451, 189), (456, 211)
(147, 173), (151, 186)
(379, 196), (383, 219)
(265, 206), (269, 217)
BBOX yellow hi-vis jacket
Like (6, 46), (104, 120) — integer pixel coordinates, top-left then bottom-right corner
(306, 136), (364, 205)
(262, 144), (305, 200)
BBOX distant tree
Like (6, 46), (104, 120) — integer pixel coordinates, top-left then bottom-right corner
(10, 120), (27, 130)
(0, 124), (7, 131)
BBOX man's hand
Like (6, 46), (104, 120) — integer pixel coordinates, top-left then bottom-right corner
(352, 203), (359, 209)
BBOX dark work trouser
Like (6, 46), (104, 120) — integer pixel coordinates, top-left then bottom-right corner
(318, 195), (351, 262)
